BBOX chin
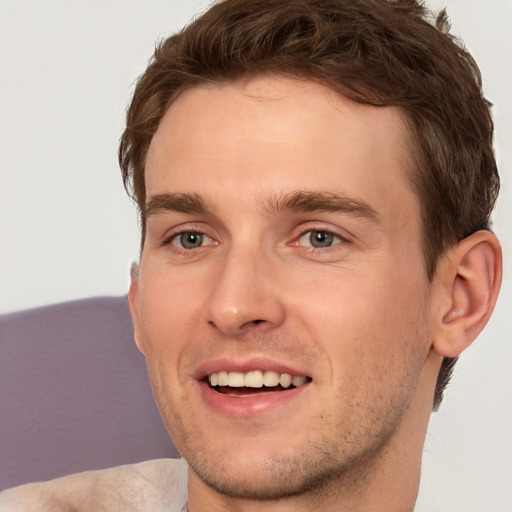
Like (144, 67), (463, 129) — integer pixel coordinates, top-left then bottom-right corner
(188, 450), (349, 501)
(179, 426), (391, 503)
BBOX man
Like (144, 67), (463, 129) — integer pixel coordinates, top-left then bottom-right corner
(0, 0), (502, 510)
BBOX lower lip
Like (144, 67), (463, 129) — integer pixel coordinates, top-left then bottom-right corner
(197, 381), (310, 417)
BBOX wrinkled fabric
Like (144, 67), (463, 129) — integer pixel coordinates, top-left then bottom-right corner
(0, 458), (188, 512)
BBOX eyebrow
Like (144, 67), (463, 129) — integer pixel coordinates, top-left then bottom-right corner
(145, 190), (381, 224)
(266, 191), (381, 223)
(145, 193), (209, 217)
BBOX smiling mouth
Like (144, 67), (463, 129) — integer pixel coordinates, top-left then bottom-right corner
(207, 370), (312, 395)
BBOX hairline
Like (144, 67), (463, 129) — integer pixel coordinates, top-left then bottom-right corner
(139, 73), (437, 279)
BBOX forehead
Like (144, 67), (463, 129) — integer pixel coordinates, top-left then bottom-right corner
(145, 77), (418, 226)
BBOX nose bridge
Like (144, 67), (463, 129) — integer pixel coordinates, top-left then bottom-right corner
(205, 241), (285, 335)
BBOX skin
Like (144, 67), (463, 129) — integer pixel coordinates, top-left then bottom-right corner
(129, 76), (500, 512)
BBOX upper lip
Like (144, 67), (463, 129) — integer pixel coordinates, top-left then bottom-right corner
(193, 357), (311, 380)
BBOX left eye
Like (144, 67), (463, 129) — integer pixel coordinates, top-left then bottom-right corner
(171, 232), (208, 249)
(298, 230), (342, 248)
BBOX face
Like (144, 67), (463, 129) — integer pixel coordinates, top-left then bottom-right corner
(131, 77), (438, 502)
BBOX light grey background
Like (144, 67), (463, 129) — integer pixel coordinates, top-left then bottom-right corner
(1, 1), (510, 509)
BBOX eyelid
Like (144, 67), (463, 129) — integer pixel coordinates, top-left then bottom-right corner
(296, 230), (343, 248)
(290, 223), (352, 247)
(161, 223), (218, 248)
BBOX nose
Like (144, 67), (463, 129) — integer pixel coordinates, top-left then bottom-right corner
(204, 248), (286, 336)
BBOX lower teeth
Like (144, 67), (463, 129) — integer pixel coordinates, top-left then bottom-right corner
(214, 385), (294, 395)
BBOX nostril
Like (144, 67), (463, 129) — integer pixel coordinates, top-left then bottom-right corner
(238, 318), (266, 331)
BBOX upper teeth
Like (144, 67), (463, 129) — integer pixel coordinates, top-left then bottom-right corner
(209, 370), (307, 389)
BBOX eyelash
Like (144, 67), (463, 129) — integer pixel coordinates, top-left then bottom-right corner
(293, 228), (348, 250)
(161, 225), (350, 253)
(163, 229), (216, 250)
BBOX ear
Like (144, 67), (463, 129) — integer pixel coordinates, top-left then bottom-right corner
(128, 261), (146, 355)
(432, 231), (502, 358)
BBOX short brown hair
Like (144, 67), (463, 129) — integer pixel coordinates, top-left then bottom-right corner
(119, 0), (499, 409)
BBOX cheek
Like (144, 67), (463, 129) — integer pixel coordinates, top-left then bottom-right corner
(292, 266), (431, 380)
(136, 272), (206, 392)
(139, 266), (205, 339)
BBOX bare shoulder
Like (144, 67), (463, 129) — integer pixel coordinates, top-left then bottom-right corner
(0, 458), (188, 512)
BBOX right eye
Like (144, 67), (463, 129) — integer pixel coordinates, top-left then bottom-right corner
(171, 231), (207, 249)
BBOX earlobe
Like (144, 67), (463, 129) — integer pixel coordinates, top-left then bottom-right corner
(128, 262), (146, 355)
(433, 231), (502, 358)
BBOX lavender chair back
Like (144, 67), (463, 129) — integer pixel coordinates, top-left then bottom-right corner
(0, 296), (178, 489)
